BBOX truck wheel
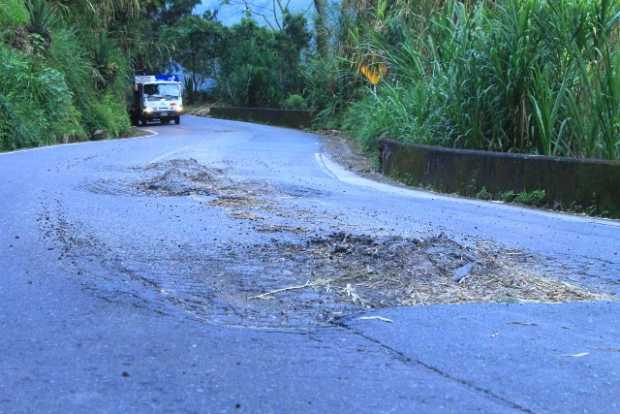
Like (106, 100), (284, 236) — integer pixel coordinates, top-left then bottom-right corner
(175, 117), (181, 125)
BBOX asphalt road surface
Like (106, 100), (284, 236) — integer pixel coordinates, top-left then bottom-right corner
(1, 115), (619, 413)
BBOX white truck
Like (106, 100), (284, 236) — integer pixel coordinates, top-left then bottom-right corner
(130, 75), (183, 126)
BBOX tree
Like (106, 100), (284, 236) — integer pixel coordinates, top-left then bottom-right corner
(167, 12), (223, 102)
(157, 0), (201, 25)
(216, 18), (276, 106)
(275, 11), (310, 96)
(313, 0), (327, 58)
(214, 10), (310, 108)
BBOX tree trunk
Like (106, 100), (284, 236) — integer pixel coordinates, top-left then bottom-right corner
(313, 0), (327, 58)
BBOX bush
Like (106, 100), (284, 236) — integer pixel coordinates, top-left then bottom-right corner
(0, 45), (85, 150)
(282, 94), (307, 110)
(303, 54), (362, 126)
(0, 0), (28, 28)
(83, 93), (131, 138)
(0, 2), (133, 151)
(514, 190), (547, 207)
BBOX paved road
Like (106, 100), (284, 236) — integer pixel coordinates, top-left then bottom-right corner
(1, 115), (619, 413)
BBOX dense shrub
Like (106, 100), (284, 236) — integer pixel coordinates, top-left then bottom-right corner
(84, 93), (131, 137)
(340, 0), (620, 160)
(0, 0), (137, 151)
(0, 44), (85, 151)
(0, 0), (28, 27)
(282, 94), (307, 111)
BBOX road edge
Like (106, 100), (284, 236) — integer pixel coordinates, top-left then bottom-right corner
(0, 128), (159, 157)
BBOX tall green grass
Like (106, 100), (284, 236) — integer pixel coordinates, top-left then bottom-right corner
(342, 0), (620, 160)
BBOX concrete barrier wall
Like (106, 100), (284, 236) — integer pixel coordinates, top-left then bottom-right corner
(379, 139), (620, 217)
(209, 107), (313, 129)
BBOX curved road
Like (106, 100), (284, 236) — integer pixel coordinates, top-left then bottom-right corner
(1, 116), (619, 413)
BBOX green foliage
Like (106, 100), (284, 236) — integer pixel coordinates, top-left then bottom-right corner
(163, 10), (311, 108)
(83, 92), (131, 138)
(158, 0), (201, 25)
(216, 14), (310, 108)
(165, 13), (223, 103)
(338, 0), (620, 160)
(514, 190), (547, 207)
(303, 52), (363, 126)
(275, 12), (311, 98)
(0, 44), (85, 151)
(26, 0), (56, 42)
(476, 186), (492, 201)
(0, 0), (140, 151)
(282, 94), (307, 111)
(215, 19), (275, 106)
(499, 191), (517, 203)
(341, 82), (443, 150)
(0, 0), (28, 27)
(0, 94), (34, 150)
(478, 188), (546, 206)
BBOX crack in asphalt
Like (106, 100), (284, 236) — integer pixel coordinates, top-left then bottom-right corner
(336, 321), (538, 414)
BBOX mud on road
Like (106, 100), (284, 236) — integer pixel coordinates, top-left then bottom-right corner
(254, 232), (602, 307)
(42, 158), (610, 329)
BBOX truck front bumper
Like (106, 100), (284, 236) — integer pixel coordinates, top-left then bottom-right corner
(142, 110), (182, 120)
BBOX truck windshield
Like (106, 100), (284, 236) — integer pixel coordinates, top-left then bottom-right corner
(144, 83), (180, 100)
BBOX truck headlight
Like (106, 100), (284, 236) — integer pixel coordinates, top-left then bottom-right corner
(176, 105), (183, 112)
(144, 107), (154, 114)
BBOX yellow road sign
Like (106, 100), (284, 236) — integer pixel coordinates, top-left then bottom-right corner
(359, 63), (388, 86)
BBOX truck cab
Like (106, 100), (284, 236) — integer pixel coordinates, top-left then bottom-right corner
(131, 75), (183, 126)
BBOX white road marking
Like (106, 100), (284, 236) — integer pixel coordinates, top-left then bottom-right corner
(142, 128), (159, 136)
(314, 152), (620, 227)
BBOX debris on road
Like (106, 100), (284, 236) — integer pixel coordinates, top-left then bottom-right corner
(358, 316), (394, 323)
(509, 321), (538, 327)
(250, 280), (317, 300)
(141, 166), (216, 196)
(251, 232), (607, 307)
(254, 224), (307, 234)
(77, 158), (611, 327)
(138, 159), (225, 197)
(87, 158), (276, 222)
(562, 352), (590, 358)
(452, 262), (475, 283)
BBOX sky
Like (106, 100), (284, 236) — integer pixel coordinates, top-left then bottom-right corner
(195, 0), (315, 26)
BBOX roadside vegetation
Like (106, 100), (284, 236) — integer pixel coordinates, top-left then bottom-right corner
(0, 0), (311, 151)
(315, 0), (620, 161)
(3, 0), (620, 161)
(191, 0), (620, 161)
(0, 0), (136, 151)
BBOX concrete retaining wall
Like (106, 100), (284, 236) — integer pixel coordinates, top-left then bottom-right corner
(379, 139), (620, 217)
(209, 107), (313, 129)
